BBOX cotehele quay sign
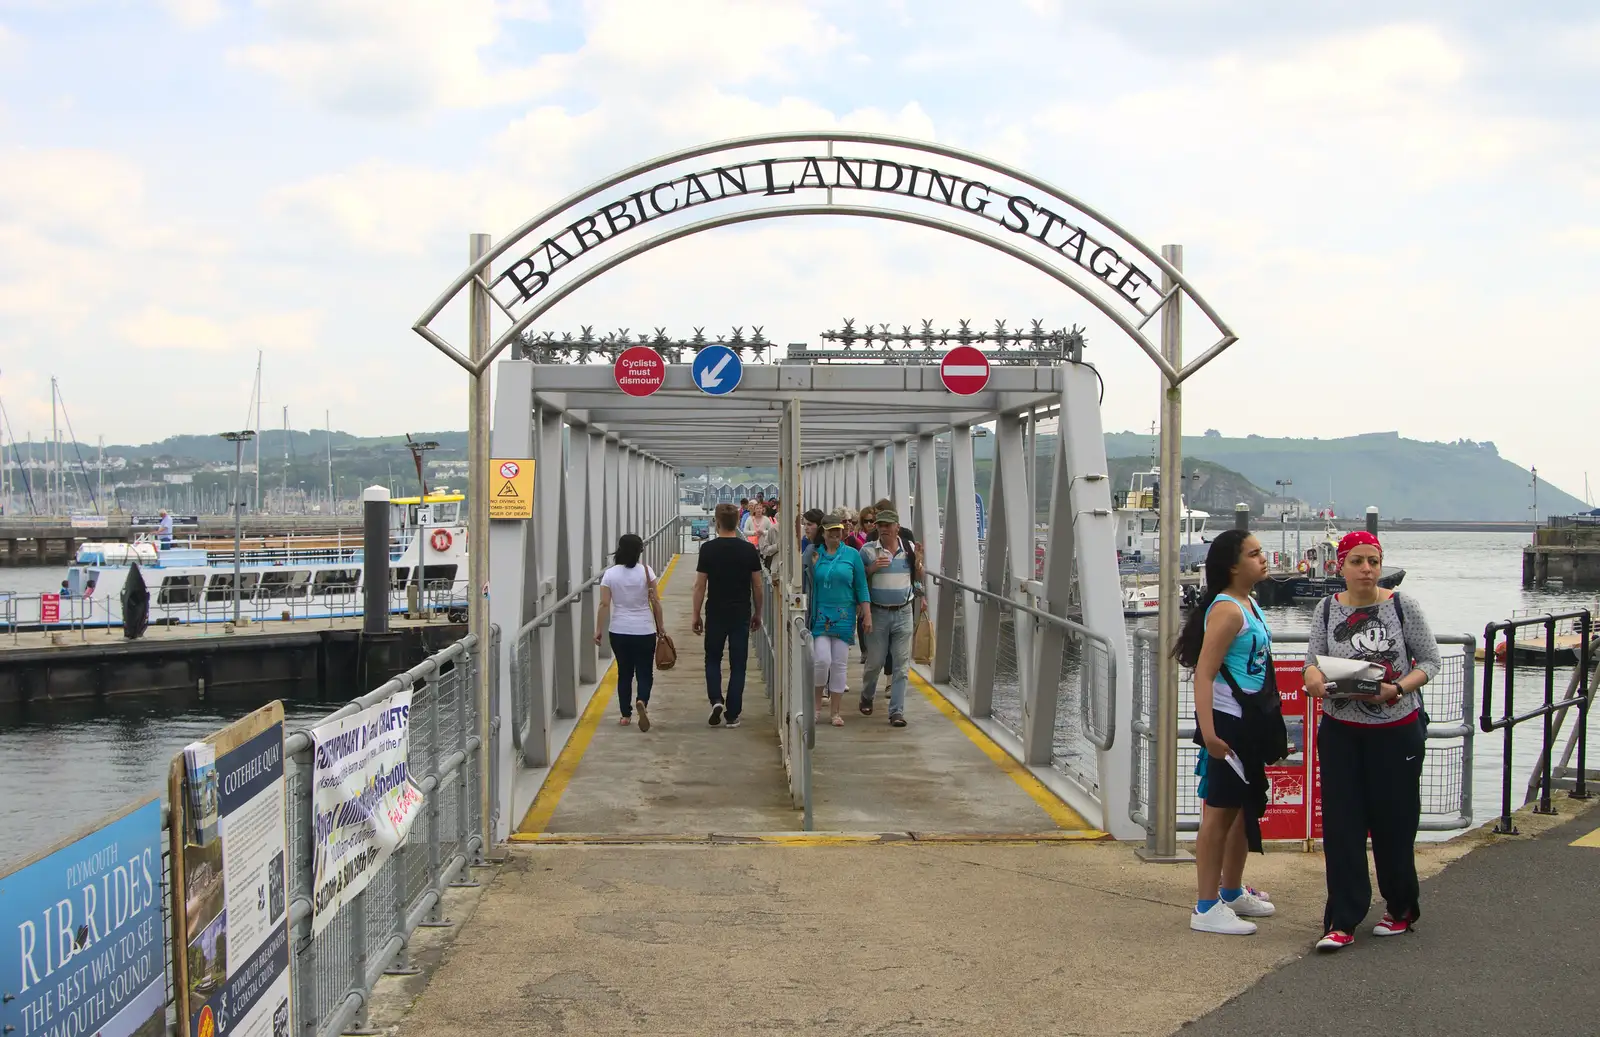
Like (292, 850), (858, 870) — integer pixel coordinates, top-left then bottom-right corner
(490, 156), (1160, 317)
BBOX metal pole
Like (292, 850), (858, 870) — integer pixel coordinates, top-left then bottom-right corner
(232, 438), (244, 623)
(467, 232), (493, 855)
(363, 485), (390, 634)
(1149, 243), (1185, 862)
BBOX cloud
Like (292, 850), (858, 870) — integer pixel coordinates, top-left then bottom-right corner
(159, 0), (223, 28)
(118, 304), (322, 352)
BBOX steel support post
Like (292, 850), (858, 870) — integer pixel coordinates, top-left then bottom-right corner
(466, 232), (493, 851)
(488, 359), (536, 835)
(891, 439), (912, 529)
(871, 445), (888, 505)
(1145, 243), (1188, 860)
(535, 402), (564, 734)
(948, 426), (981, 674)
(552, 419), (578, 717)
(993, 414), (1045, 761)
(362, 486), (390, 633)
(842, 453), (857, 511)
(598, 436), (618, 659)
(1032, 429), (1077, 761)
(856, 447), (872, 507)
(581, 428), (605, 680)
(914, 433), (944, 658)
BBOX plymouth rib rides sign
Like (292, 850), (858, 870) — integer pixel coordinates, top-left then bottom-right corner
(490, 156), (1161, 319)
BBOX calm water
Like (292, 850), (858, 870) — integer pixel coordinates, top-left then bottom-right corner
(1, 532), (1594, 862)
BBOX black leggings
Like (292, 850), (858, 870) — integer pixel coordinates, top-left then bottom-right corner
(609, 631), (657, 717)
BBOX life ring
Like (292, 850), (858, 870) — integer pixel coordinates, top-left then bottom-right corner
(1297, 560), (1311, 574)
(430, 529), (453, 552)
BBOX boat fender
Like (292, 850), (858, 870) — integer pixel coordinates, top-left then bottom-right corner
(430, 529), (453, 552)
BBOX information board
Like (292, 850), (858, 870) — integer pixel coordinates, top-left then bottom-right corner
(169, 703), (292, 1037)
(309, 691), (424, 936)
(0, 796), (167, 1037)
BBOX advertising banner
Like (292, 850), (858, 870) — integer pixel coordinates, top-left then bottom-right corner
(0, 797), (167, 1037)
(170, 703), (292, 1037)
(309, 692), (424, 937)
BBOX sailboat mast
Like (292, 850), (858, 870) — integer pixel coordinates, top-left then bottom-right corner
(50, 376), (59, 515)
(254, 352), (262, 513)
(325, 410), (333, 511)
(97, 435), (103, 514)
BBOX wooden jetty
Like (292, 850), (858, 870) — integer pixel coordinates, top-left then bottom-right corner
(1524, 516), (1600, 589)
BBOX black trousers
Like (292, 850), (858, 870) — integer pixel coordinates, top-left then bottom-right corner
(704, 610), (749, 721)
(609, 632), (656, 717)
(1318, 714), (1425, 934)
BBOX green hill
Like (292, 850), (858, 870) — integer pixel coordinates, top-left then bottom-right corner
(1101, 431), (1580, 522)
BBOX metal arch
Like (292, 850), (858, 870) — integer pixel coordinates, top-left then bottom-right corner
(412, 131), (1238, 379)
(457, 204), (1180, 382)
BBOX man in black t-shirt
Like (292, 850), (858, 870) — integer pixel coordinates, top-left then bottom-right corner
(692, 503), (763, 728)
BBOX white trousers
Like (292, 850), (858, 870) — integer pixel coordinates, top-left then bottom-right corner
(812, 635), (851, 694)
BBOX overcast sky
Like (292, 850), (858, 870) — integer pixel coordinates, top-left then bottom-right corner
(0, 1), (1595, 499)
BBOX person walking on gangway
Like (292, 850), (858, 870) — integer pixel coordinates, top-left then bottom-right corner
(1303, 530), (1439, 952)
(593, 533), (665, 731)
(808, 509), (870, 727)
(857, 509), (922, 728)
(1173, 529), (1278, 935)
(692, 503), (763, 729)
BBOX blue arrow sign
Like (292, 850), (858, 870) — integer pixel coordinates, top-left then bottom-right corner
(692, 344), (743, 396)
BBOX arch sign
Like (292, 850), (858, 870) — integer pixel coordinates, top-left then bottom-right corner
(413, 132), (1236, 383)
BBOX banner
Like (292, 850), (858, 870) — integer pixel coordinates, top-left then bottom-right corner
(170, 704), (292, 1037)
(309, 692), (424, 937)
(0, 797), (167, 1037)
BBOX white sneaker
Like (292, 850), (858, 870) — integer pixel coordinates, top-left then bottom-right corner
(1225, 890), (1276, 918)
(1190, 901), (1257, 935)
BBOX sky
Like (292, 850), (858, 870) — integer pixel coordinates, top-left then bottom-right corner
(0, 0), (1596, 500)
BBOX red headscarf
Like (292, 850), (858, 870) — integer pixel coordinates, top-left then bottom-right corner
(1336, 530), (1382, 570)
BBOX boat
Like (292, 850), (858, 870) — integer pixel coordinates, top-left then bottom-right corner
(1252, 518), (1405, 607)
(1112, 468), (1211, 576)
(0, 491), (469, 630)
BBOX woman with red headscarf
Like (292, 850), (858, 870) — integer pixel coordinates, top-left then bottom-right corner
(1303, 530), (1440, 953)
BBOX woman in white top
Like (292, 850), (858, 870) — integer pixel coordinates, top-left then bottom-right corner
(593, 533), (665, 731)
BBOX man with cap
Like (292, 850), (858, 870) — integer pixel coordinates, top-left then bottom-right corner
(856, 508), (923, 727)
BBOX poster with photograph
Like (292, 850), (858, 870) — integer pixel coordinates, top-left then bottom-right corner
(171, 703), (293, 1037)
(0, 796), (167, 1037)
(310, 691), (423, 937)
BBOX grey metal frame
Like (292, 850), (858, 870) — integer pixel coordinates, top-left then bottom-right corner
(1128, 629), (1478, 843)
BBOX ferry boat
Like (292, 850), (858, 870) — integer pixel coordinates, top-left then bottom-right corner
(3, 491), (469, 630)
(1113, 468), (1211, 574)
(1252, 518), (1405, 607)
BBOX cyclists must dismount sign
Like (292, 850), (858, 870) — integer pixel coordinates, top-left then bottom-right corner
(692, 344), (742, 396)
(489, 457), (535, 519)
(940, 344), (990, 396)
(614, 345), (666, 397)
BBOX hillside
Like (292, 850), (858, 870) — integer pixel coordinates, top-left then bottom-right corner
(1102, 431), (1580, 522)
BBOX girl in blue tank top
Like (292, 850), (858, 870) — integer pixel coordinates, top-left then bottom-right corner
(1172, 530), (1274, 936)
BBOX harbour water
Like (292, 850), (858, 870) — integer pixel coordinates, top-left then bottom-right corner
(1, 532), (1594, 864)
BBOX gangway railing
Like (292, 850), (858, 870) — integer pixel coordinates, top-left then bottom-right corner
(1484, 610), (1592, 834)
(926, 570), (1116, 771)
(1129, 629), (1477, 840)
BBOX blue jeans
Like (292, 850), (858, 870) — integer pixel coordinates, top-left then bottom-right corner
(704, 610), (750, 721)
(860, 604), (914, 716)
(609, 631), (656, 717)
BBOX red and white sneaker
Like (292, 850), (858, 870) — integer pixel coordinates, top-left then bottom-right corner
(1316, 931), (1354, 952)
(1372, 914), (1413, 937)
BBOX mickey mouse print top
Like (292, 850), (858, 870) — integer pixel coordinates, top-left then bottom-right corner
(1306, 591), (1441, 727)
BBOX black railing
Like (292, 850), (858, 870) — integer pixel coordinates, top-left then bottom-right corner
(1480, 610), (1592, 833)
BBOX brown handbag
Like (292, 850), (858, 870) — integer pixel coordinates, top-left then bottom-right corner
(655, 629), (677, 670)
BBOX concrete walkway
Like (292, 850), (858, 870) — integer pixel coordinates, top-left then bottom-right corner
(515, 554), (1088, 838)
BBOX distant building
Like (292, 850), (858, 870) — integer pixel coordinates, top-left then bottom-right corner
(1262, 496), (1309, 520)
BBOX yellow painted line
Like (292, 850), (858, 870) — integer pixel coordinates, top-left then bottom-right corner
(1571, 827), (1600, 848)
(907, 669), (1099, 833)
(507, 831), (1110, 846)
(515, 554), (680, 835)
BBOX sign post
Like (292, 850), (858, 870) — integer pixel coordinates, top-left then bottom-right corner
(614, 346), (666, 397)
(488, 458), (535, 520)
(940, 345), (990, 395)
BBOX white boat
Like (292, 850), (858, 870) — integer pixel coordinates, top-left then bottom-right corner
(2, 491), (469, 629)
(1122, 576), (1160, 617)
(1113, 468), (1210, 574)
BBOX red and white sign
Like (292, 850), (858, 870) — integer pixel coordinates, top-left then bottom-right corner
(41, 593), (59, 624)
(614, 346), (666, 397)
(940, 345), (990, 395)
(498, 460), (520, 479)
(1203, 661), (1324, 843)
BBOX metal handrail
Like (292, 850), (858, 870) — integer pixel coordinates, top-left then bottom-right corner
(926, 568), (1117, 750)
(1481, 610), (1592, 833)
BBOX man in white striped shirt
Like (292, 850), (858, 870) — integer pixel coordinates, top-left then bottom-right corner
(857, 510), (923, 728)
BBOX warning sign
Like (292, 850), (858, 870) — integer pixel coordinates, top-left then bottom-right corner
(488, 457), (534, 519)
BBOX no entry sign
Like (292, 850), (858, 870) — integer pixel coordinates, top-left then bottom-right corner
(940, 345), (990, 395)
(614, 346), (665, 397)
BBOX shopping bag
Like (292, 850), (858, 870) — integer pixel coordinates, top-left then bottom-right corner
(655, 632), (678, 670)
(912, 612), (934, 665)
